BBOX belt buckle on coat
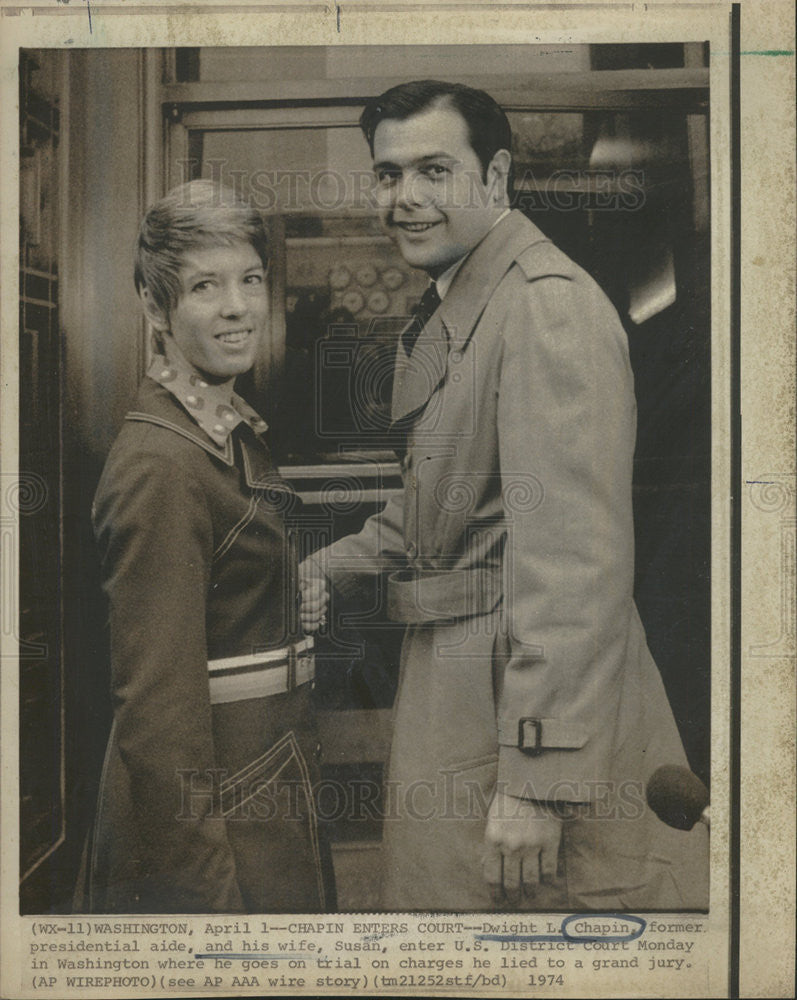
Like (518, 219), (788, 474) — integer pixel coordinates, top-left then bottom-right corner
(518, 717), (543, 755)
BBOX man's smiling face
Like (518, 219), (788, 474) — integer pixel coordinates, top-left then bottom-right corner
(371, 99), (508, 278)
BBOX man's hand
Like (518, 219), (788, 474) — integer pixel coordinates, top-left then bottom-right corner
(298, 558), (329, 635)
(482, 791), (563, 905)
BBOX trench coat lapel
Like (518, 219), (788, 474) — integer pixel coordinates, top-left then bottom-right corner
(391, 314), (450, 423)
(439, 210), (549, 350)
(390, 211), (549, 423)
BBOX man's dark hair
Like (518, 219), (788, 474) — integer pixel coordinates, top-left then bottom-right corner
(360, 80), (514, 195)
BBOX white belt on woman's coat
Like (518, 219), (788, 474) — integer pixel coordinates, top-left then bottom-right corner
(208, 637), (314, 705)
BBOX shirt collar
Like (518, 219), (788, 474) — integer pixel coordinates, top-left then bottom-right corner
(146, 350), (268, 449)
(434, 256), (466, 301)
(434, 208), (512, 300)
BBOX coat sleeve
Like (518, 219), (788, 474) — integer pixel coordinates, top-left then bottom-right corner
(317, 492), (408, 603)
(93, 444), (245, 912)
(495, 268), (639, 804)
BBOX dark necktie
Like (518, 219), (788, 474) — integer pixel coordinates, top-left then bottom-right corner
(401, 281), (441, 355)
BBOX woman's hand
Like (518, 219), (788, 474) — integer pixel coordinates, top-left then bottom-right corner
(298, 559), (329, 634)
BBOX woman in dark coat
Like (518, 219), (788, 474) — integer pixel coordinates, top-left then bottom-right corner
(83, 180), (334, 913)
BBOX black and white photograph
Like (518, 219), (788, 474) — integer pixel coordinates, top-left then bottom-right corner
(1, 3), (794, 998)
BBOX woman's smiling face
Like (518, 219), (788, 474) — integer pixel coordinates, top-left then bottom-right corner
(164, 241), (268, 383)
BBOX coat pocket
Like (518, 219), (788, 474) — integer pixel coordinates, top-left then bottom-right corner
(438, 753), (499, 824)
(221, 730), (330, 912)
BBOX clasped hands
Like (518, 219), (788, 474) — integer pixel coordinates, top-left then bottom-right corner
(298, 557), (330, 635)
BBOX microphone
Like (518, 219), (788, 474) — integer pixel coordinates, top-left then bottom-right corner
(646, 765), (710, 831)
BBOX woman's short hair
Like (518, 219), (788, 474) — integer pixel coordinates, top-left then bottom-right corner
(134, 180), (269, 316)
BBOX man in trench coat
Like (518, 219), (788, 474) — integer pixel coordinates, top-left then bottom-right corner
(307, 80), (708, 911)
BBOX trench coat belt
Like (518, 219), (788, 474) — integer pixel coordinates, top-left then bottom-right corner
(498, 716), (589, 754)
(207, 637), (314, 705)
(386, 567), (502, 624)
